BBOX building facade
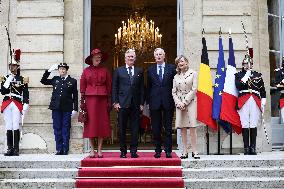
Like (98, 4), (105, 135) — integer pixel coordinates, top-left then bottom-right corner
(0, 0), (274, 154)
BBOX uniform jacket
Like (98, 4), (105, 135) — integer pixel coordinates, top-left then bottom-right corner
(40, 70), (78, 112)
(0, 74), (29, 112)
(112, 66), (144, 108)
(274, 67), (284, 108)
(172, 69), (198, 128)
(80, 65), (112, 97)
(235, 69), (266, 110)
(147, 63), (176, 110)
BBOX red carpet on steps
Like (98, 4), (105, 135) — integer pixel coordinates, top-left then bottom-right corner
(75, 152), (184, 188)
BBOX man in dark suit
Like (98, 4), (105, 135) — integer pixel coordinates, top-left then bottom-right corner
(40, 63), (78, 155)
(147, 48), (176, 158)
(112, 49), (144, 158)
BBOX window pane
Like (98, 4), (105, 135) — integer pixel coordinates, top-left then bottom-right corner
(268, 0), (279, 15)
(270, 51), (280, 117)
(268, 16), (280, 51)
(270, 51), (280, 85)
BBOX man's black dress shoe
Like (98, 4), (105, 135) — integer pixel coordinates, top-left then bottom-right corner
(166, 152), (172, 158)
(55, 151), (63, 155)
(131, 152), (139, 158)
(154, 152), (161, 158)
(62, 151), (68, 155)
(120, 152), (127, 158)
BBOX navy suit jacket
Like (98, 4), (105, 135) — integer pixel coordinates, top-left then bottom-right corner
(112, 66), (144, 108)
(147, 63), (176, 110)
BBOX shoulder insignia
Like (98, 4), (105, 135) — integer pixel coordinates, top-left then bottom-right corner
(0, 76), (5, 83)
(23, 77), (29, 84)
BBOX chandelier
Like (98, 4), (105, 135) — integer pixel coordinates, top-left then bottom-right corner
(114, 12), (162, 55)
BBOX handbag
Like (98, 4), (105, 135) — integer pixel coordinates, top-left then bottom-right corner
(78, 99), (88, 123)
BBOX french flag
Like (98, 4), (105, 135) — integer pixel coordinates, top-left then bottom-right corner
(220, 36), (242, 134)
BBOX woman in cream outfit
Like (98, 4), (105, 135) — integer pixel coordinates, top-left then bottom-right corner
(172, 55), (200, 159)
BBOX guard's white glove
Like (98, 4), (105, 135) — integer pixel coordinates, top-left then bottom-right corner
(261, 98), (266, 112)
(3, 74), (14, 89)
(241, 70), (251, 83)
(71, 110), (77, 118)
(48, 64), (58, 72)
(22, 103), (29, 115)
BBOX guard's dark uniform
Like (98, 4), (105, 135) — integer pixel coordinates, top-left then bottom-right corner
(1, 49), (29, 156)
(275, 67), (284, 111)
(40, 64), (78, 154)
(235, 70), (266, 112)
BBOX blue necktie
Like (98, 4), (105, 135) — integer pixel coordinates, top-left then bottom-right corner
(128, 67), (133, 84)
(158, 65), (163, 82)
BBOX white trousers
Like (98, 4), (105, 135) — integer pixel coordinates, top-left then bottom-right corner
(281, 107), (284, 123)
(3, 102), (21, 130)
(238, 96), (261, 128)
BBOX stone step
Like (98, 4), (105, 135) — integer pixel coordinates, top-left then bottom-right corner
(183, 166), (284, 179)
(0, 168), (78, 179)
(0, 154), (83, 168)
(184, 177), (284, 189)
(0, 178), (75, 189)
(182, 155), (284, 168)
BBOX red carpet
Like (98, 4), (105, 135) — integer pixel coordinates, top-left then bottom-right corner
(75, 152), (184, 188)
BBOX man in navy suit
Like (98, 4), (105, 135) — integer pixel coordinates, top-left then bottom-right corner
(112, 49), (144, 158)
(147, 48), (176, 158)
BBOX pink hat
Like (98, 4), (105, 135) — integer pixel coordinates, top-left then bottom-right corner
(85, 48), (108, 65)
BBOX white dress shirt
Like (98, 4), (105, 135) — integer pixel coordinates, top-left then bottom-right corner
(157, 62), (165, 77)
(126, 65), (134, 76)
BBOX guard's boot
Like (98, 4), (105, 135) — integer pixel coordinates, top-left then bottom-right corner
(249, 127), (257, 155)
(13, 130), (20, 156)
(242, 128), (250, 155)
(4, 130), (14, 156)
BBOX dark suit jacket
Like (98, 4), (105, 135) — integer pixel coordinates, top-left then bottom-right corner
(41, 70), (78, 112)
(147, 63), (176, 110)
(112, 66), (144, 108)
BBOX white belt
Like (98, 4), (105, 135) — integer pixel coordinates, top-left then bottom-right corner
(5, 93), (23, 101)
(239, 89), (260, 96)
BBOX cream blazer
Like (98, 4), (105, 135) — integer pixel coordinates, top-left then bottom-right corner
(172, 69), (198, 128)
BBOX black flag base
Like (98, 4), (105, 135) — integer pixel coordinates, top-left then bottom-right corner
(214, 123), (224, 155)
(207, 124), (239, 155)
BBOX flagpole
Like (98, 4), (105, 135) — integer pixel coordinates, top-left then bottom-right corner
(230, 130), (233, 154)
(206, 126), (209, 155)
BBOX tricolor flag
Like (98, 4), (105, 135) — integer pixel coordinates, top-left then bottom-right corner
(220, 36), (242, 134)
(197, 37), (217, 130)
(212, 37), (231, 133)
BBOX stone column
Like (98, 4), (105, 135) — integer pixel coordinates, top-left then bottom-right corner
(64, 0), (84, 153)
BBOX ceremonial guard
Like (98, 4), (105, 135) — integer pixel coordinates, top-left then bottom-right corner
(235, 48), (266, 155)
(274, 57), (284, 150)
(40, 63), (78, 155)
(1, 49), (29, 156)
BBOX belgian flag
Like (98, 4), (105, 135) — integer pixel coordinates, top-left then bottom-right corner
(197, 37), (217, 130)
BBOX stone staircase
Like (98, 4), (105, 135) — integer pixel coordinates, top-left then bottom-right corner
(0, 154), (80, 188)
(182, 151), (284, 189)
(0, 152), (284, 188)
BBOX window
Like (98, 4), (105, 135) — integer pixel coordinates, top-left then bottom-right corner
(268, 0), (283, 117)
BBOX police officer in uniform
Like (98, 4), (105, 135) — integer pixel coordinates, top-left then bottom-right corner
(235, 48), (266, 155)
(40, 63), (78, 155)
(1, 49), (29, 156)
